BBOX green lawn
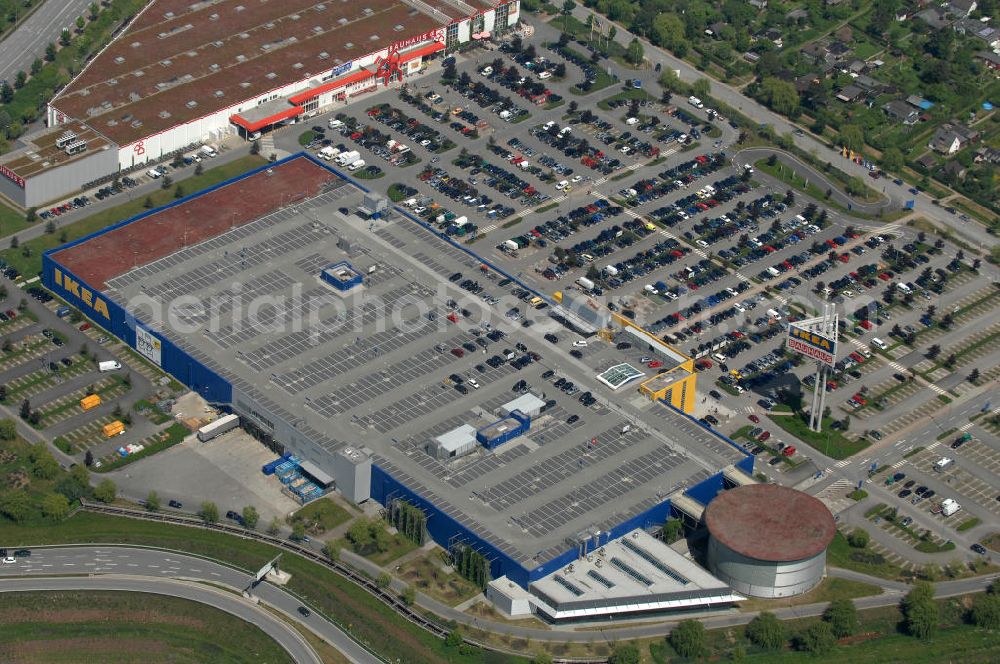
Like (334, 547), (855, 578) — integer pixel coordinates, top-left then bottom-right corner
(0, 202), (35, 239)
(289, 497), (353, 535)
(0, 155), (266, 277)
(826, 531), (904, 581)
(0, 513), (526, 664)
(94, 422), (190, 472)
(768, 411), (869, 460)
(0, 590), (294, 664)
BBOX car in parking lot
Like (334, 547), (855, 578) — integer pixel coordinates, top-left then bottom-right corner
(898, 489), (912, 498)
(168, 500), (183, 509)
(756, 431), (770, 442)
(748, 414), (760, 423)
(225, 510), (243, 524)
(972, 543), (987, 555)
(567, 414), (579, 424)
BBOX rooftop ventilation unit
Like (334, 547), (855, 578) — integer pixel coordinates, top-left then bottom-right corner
(209, 13), (219, 20)
(55, 131), (78, 148)
(114, 56), (125, 65)
(158, 110), (171, 118)
(214, 90), (224, 97)
(186, 100), (198, 108)
(130, 41), (141, 48)
(313, 25), (323, 33)
(293, 62), (304, 69)
(318, 51), (329, 59)
(209, 63), (220, 71)
(344, 42), (353, 48)
(265, 72), (277, 79)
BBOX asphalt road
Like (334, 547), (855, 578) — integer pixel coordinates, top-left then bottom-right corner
(0, 0), (95, 85)
(0, 575), (321, 664)
(0, 546), (382, 664)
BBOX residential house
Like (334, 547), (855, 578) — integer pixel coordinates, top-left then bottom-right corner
(975, 50), (1000, 71)
(845, 59), (867, 75)
(786, 8), (809, 21)
(748, 0), (767, 9)
(707, 22), (728, 38)
(915, 154), (938, 170)
(954, 19), (1000, 50)
(826, 41), (852, 58)
(764, 28), (783, 47)
(794, 73), (821, 93)
(946, 0), (977, 16)
(854, 74), (883, 92)
(836, 85), (864, 102)
(928, 122), (980, 154)
(942, 160), (967, 180)
(825, 0), (847, 6)
(916, 7), (952, 29)
(974, 146), (1000, 164)
(883, 100), (920, 124)
(906, 95), (933, 110)
(800, 42), (826, 64)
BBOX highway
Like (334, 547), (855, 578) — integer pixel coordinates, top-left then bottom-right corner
(0, 575), (322, 664)
(0, 0), (96, 85)
(0, 546), (383, 664)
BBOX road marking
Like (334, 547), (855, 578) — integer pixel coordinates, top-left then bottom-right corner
(926, 383), (948, 396)
(147, 564), (160, 568)
(479, 223), (497, 234)
(927, 441), (940, 450)
(891, 459), (907, 469)
(959, 422), (974, 432)
(834, 459), (852, 468)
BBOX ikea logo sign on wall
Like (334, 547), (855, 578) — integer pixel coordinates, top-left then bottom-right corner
(52, 268), (109, 319)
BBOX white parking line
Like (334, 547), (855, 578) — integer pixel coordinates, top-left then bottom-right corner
(960, 422), (974, 432)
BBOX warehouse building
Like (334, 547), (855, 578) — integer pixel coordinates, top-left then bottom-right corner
(1, 0), (518, 208)
(43, 153), (754, 614)
(705, 484), (836, 598)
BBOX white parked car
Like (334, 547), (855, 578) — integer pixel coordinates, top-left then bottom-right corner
(571, 175), (583, 183)
(572, 340), (588, 347)
(2, 556), (15, 564)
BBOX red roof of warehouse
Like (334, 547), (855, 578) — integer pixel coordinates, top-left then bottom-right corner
(230, 105), (304, 134)
(399, 41), (446, 63)
(288, 69), (375, 105)
(705, 484), (835, 562)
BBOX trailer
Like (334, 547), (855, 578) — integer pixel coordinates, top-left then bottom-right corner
(80, 394), (102, 411)
(196, 413), (239, 442)
(103, 421), (125, 438)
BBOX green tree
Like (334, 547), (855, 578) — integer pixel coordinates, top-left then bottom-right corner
(194, 162), (204, 176)
(146, 490), (161, 512)
(627, 38), (644, 66)
(242, 505), (259, 530)
(970, 593), (1000, 629)
(267, 517), (281, 536)
(250, 140), (261, 155)
(653, 13), (688, 55)
(25, 207), (37, 222)
(661, 517), (684, 544)
(902, 581), (938, 639)
(692, 78), (711, 99)
(291, 521), (307, 541)
(347, 518), (373, 550)
(402, 585), (417, 606)
(0, 418), (16, 440)
(76, 15), (85, 31)
(89, 2), (99, 19)
(0, 490), (33, 523)
(30, 446), (60, 479)
(45, 42), (56, 62)
(174, 184), (185, 199)
(376, 571), (392, 588)
(93, 479), (117, 503)
(14, 70), (26, 89)
(322, 542), (340, 561)
(143, 196), (153, 208)
(60, 28), (71, 46)
(839, 125), (865, 152)
(670, 619), (706, 658)
(881, 147), (904, 173)
(795, 621), (835, 654)
(199, 501), (219, 523)
(746, 611), (785, 650)
(0, 81), (13, 104)
(846, 177), (867, 197)
(41, 492), (71, 521)
(847, 528), (870, 549)
(444, 630), (463, 647)
(759, 77), (799, 115)
(30, 58), (43, 75)
(823, 598), (859, 637)
(609, 643), (640, 664)
(560, 0), (575, 33)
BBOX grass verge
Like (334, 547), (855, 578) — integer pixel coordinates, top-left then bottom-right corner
(93, 422), (190, 472)
(768, 411), (869, 460)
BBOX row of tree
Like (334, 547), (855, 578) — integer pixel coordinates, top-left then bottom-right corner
(451, 542), (491, 590)
(387, 499), (427, 545)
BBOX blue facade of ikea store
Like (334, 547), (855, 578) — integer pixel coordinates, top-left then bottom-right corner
(41, 152), (754, 590)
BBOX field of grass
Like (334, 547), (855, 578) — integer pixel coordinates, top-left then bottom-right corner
(768, 411), (869, 460)
(0, 155), (266, 277)
(398, 553), (482, 607)
(0, 513), (518, 664)
(289, 497), (353, 535)
(826, 531), (905, 581)
(735, 576), (881, 613)
(0, 590), (293, 664)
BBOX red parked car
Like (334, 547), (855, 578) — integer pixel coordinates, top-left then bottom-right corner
(748, 414), (760, 423)
(782, 445), (796, 457)
(757, 431), (771, 442)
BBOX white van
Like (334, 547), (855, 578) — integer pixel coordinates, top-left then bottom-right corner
(934, 457), (953, 472)
(328, 119), (344, 129)
(688, 96), (704, 109)
(146, 168), (162, 179)
(871, 337), (888, 350)
(713, 353), (727, 363)
(347, 159), (365, 171)
(766, 308), (782, 321)
(200, 144), (217, 158)
(896, 282), (912, 294)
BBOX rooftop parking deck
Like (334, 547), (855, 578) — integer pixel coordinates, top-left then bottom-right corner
(52, 155), (745, 567)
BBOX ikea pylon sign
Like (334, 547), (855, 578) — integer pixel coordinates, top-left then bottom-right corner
(787, 324), (837, 367)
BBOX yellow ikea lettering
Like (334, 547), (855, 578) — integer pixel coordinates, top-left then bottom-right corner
(791, 327), (830, 350)
(52, 268), (110, 320)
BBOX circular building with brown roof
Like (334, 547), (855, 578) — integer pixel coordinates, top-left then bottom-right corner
(705, 484), (836, 598)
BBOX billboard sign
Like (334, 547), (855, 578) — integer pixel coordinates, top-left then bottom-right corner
(135, 326), (162, 366)
(787, 323), (837, 367)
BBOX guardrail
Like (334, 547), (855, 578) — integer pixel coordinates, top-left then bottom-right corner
(78, 501), (610, 664)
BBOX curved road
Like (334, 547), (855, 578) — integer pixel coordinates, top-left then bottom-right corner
(733, 147), (891, 216)
(0, 575), (321, 664)
(0, 0), (95, 85)
(0, 545), (382, 664)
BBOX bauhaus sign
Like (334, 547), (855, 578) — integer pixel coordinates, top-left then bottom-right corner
(787, 324), (837, 367)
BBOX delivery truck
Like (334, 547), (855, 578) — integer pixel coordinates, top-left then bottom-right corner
(98, 360), (122, 372)
(197, 413), (240, 442)
(577, 276), (595, 290)
(318, 146), (339, 161)
(334, 150), (359, 166)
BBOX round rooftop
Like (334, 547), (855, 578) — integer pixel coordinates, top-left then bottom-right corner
(705, 484), (836, 562)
